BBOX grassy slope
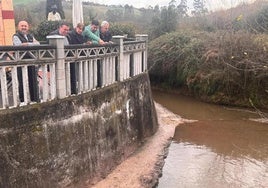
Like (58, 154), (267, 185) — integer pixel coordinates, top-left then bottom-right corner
(13, 0), (43, 5)
(12, 0), (113, 23)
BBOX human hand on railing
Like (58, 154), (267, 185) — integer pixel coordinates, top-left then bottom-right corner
(99, 39), (105, 45)
(5, 67), (12, 72)
(85, 41), (92, 45)
(105, 41), (114, 45)
(21, 42), (29, 46)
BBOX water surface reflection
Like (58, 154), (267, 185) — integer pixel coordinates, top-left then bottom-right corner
(153, 90), (268, 188)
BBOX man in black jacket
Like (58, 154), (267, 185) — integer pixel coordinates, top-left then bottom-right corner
(100, 21), (113, 43)
(48, 21), (70, 45)
(67, 23), (90, 45)
(67, 23), (91, 94)
(13, 21), (40, 46)
(13, 20), (40, 102)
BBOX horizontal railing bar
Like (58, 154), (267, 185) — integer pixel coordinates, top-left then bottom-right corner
(0, 61), (56, 66)
(0, 45), (56, 51)
(64, 55), (118, 62)
(123, 40), (146, 45)
(64, 43), (118, 49)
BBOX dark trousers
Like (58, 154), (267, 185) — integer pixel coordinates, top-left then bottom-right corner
(70, 62), (77, 94)
(97, 59), (102, 88)
(17, 66), (39, 102)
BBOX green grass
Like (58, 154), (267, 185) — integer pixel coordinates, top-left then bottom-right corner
(13, 0), (44, 5)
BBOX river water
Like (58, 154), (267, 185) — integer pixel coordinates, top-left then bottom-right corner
(153, 90), (268, 188)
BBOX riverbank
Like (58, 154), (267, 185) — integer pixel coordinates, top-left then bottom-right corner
(88, 102), (192, 188)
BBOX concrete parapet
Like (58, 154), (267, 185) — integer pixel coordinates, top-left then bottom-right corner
(0, 73), (158, 187)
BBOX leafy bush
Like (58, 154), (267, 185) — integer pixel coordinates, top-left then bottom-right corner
(148, 31), (207, 87)
(33, 21), (62, 42)
(109, 23), (136, 38)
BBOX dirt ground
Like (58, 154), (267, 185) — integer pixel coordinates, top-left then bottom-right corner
(89, 103), (190, 188)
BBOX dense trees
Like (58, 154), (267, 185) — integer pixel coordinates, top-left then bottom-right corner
(148, 5), (178, 39)
(105, 8), (124, 22)
(177, 0), (188, 18)
(104, 4), (135, 22)
(148, 0), (190, 39)
(192, 0), (208, 15)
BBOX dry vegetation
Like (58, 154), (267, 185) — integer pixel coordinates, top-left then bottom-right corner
(148, 1), (268, 110)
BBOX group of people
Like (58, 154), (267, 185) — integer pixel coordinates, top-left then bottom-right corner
(13, 19), (113, 46)
(47, 20), (113, 45)
(12, 19), (113, 101)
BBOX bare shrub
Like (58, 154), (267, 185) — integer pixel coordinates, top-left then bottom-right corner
(149, 30), (268, 108)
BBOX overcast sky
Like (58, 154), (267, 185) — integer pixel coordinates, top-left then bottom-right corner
(84, 0), (257, 11)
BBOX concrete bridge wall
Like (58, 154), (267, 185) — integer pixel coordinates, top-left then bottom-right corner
(0, 73), (158, 187)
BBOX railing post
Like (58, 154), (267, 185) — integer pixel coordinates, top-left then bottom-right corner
(135, 34), (148, 72)
(112, 36), (125, 81)
(47, 35), (66, 99)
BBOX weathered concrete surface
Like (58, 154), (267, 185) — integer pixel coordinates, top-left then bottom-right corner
(0, 73), (158, 188)
(90, 103), (185, 188)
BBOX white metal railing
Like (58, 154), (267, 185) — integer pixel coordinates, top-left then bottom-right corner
(64, 44), (119, 95)
(0, 35), (148, 110)
(0, 45), (57, 108)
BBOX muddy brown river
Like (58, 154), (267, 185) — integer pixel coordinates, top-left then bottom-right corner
(153, 90), (268, 188)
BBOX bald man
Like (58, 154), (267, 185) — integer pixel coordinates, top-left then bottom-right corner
(13, 20), (40, 46)
(13, 20), (40, 102)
